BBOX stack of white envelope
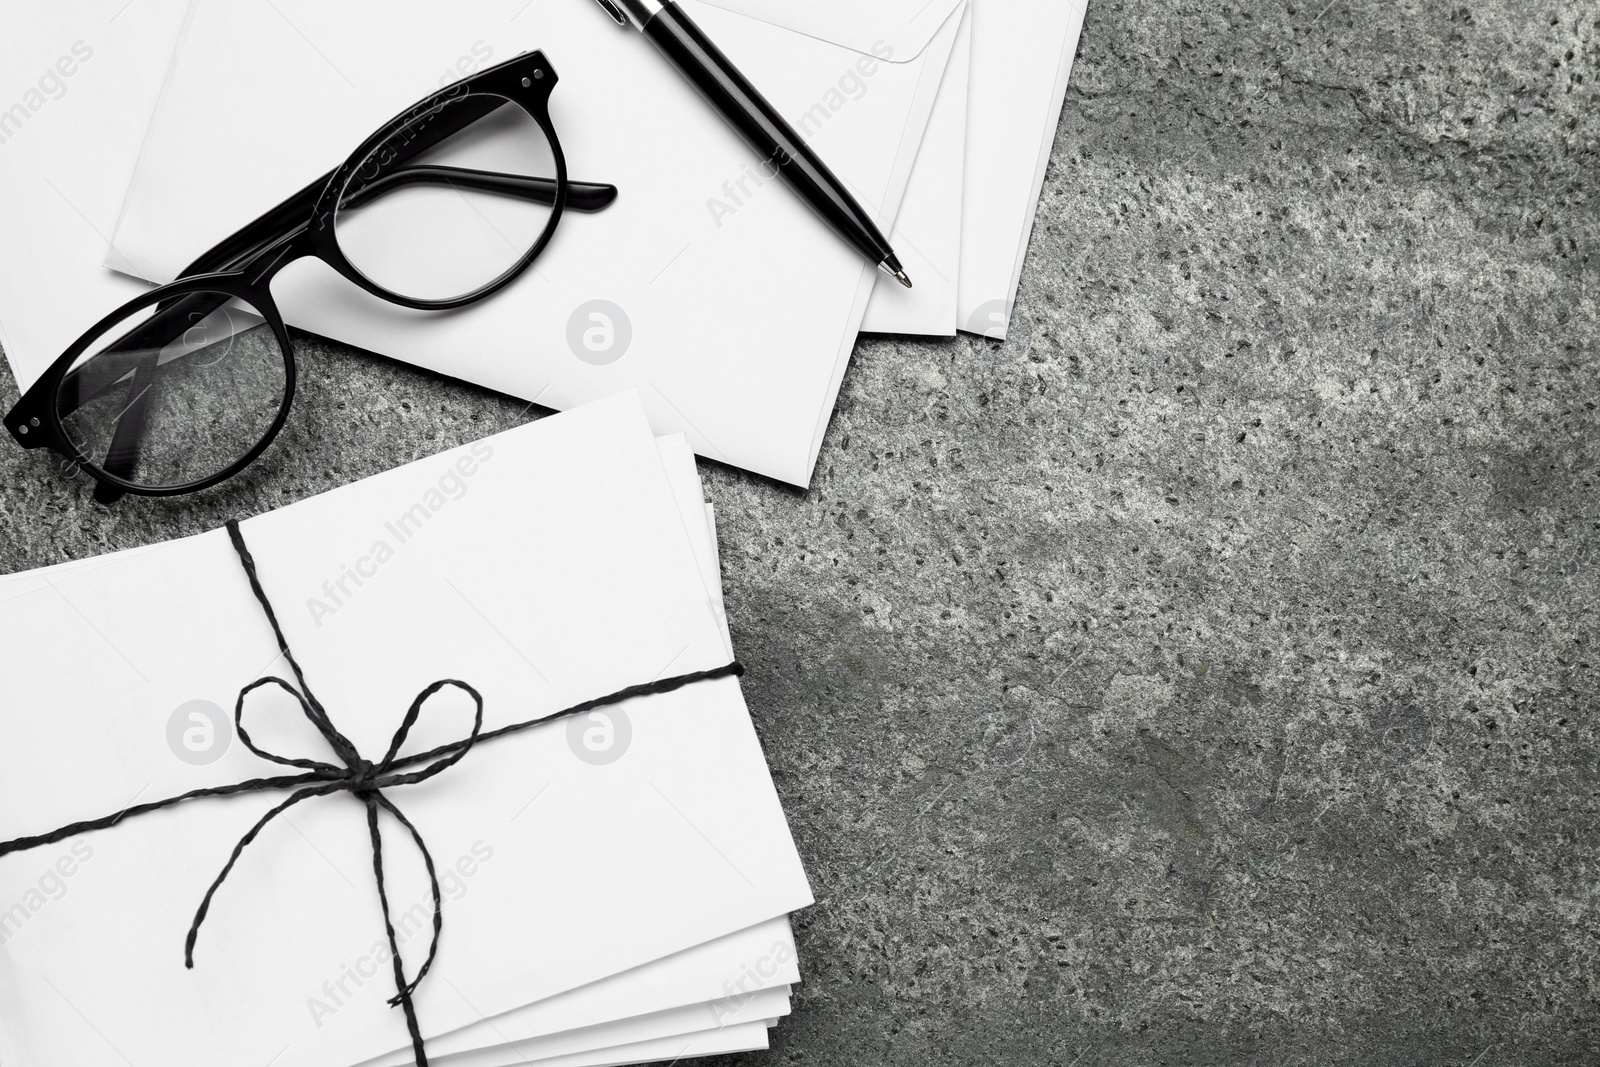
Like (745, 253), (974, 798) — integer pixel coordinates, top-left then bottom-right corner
(0, 392), (815, 1066)
(0, 0), (1087, 487)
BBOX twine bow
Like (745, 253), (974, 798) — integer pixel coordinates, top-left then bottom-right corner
(0, 519), (742, 1067)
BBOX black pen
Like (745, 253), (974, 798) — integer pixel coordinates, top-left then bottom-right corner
(592, 0), (913, 288)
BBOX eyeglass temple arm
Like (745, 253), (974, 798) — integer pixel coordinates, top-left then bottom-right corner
(338, 166), (616, 214)
(64, 292), (246, 504)
(57, 292), (242, 409)
(66, 290), (226, 503)
(181, 171), (615, 280)
(90, 362), (159, 504)
(69, 273), (303, 502)
(182, 95), (615, 279)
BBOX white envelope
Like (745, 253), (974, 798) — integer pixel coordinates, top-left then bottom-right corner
(363, 942), (791, 1066)
(103, 0), (967, 486)
(859, 2), (971, 337)
(0, 0), (190, 393)
(957, 0), (1089, 339)
(448, 1018), (774, 1067)
(0, 393), (814, 1067)
(387, 986), (789, 1067)
(703, 0), (1090, 340)
(697, 0), (975, 338)
(698, 0), (965, 57)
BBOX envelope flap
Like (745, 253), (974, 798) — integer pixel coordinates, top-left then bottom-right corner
(694, 0), (965, 62)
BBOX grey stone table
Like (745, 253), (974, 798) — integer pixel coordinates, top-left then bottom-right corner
(1, 1), (1595, 1064)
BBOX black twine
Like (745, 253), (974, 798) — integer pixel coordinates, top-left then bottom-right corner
(0, 518), (743, 1067)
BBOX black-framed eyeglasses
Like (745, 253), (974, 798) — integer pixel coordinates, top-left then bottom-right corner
(5, 51), (616, 504)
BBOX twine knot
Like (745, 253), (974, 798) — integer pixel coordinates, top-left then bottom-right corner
(348, 758), (379, 792)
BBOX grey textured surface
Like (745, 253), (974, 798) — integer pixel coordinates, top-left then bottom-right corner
(1, 1), (1597, 1064)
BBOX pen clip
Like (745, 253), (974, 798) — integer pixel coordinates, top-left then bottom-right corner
(590, 0), (628, 25)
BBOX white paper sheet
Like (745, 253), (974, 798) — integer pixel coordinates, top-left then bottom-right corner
(0, 393), (812, 1067)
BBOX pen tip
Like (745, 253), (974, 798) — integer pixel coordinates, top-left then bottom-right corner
(877, 260), (914, 289)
